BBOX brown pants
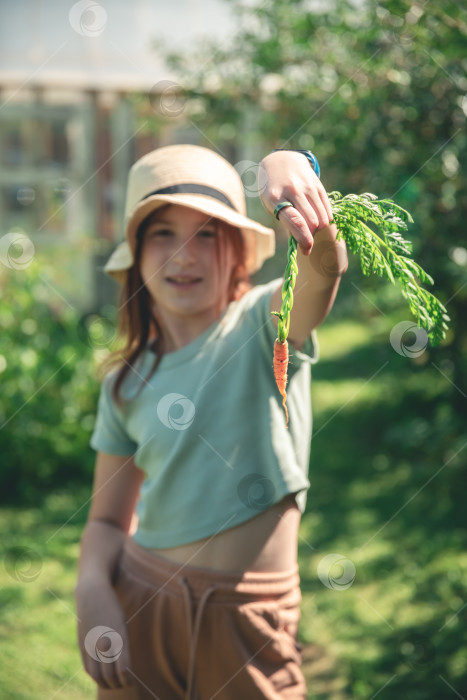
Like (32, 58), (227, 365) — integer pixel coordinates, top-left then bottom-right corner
(97, 536), (307, 700)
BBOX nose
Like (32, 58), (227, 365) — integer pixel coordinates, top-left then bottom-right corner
(173, 235), (197, 266)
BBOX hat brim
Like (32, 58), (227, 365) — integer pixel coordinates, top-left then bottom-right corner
(103, 193), (276, 283)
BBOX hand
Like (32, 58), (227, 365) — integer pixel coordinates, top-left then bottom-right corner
(259, 151), (334, 255)
(75, 576), (133, 690)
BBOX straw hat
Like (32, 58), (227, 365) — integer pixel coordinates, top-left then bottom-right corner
(103, 144), (276, 283)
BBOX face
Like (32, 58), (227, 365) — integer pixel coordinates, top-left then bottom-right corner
(138, 204), (235, 326)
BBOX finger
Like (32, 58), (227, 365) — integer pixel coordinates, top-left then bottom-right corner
(101, 666), (121, 690)
(291, 192), (321, 232)
(304, 191), (330, 230)
(79, 648), (106, 689)
(277, 205), (314, 254)
(91, 623), (130, 689)
(317, 184), (334, 222)
(86, 658), (112, 690)
(84, 646), (122, 690)
(100, 636), (133, 688)
(100, 654), (128, 690)
(116, 651), (134, 688)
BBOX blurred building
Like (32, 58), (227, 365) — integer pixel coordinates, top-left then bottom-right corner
(0, 0), (235, 312)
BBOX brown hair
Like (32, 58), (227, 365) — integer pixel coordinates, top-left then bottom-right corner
(98, 208), (252, 407)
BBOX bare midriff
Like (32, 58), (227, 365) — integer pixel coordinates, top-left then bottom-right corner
(144, 494), (301, 573)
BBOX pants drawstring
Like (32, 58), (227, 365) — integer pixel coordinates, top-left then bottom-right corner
(180, 576), (217, 700)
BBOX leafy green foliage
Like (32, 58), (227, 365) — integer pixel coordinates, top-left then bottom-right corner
(272, 194), (450, 347)
(329, 192), (450, 345)
(0, 263), (100, 504)
(154, 0), (465, 400)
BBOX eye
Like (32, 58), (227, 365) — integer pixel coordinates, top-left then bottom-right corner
(198, 229), (217, 238)
(150, 228), (173, 237)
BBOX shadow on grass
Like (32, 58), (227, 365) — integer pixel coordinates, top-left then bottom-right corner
(298, 325), (466, 699)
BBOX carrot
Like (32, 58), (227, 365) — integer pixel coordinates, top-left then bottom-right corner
(271, 236), (297, 427)
(274, 338), (289, 426)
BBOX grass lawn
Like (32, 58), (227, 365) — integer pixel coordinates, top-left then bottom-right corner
(1, 314), (465, 699)
(1, 490), (95, 699)
(299, 311), (466, 699)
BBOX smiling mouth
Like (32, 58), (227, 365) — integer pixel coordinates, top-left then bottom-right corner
(166, 277), (202, 285)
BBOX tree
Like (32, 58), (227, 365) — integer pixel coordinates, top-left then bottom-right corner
(140, 4), (467, 696)
(154, 0), (465, 402)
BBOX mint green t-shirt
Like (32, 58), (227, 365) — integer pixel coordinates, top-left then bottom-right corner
(90, 278), (319, 548)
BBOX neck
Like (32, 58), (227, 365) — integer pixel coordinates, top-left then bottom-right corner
(156, 309), (226, 354)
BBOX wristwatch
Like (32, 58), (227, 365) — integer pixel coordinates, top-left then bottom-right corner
(270, 149), (320, 178)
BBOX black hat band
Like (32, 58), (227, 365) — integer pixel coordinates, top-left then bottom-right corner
(141, 183), (236, 210)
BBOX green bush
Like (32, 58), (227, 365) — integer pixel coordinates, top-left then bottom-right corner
(0, 259), (112, 504)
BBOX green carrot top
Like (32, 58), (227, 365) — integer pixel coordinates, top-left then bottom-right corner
(272, 192), (450, 348)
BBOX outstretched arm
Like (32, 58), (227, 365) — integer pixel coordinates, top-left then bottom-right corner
(259, 150), (348, 346)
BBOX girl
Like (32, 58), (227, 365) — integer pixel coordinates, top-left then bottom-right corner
(75, 144), (348, 700)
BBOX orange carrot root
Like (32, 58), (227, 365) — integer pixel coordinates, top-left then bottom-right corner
(273, 338), (289, 426)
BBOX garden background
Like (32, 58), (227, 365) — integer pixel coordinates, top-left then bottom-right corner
(1, 1), (466, 698)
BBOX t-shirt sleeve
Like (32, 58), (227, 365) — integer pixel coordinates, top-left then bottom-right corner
(89, 374), (138, 456)
(245, 278), (319, 367)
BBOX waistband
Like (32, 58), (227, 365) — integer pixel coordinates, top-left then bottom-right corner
(120, 537), (301, 700)
(121, 536), (301, 604)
